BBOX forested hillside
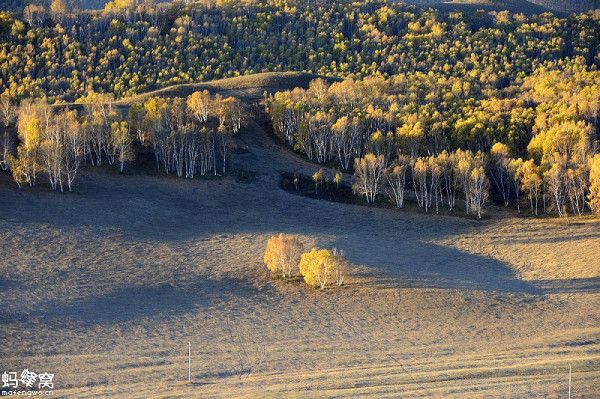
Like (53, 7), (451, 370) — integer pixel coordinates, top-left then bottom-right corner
(266, 65), (600, 217)
(1, 0), (599, 101)
(1, 0), (599, 217)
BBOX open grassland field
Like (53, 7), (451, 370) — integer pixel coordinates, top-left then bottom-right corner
(1, 74), (600, 398)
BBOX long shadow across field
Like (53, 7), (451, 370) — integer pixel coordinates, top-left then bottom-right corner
(333, 239), (541, 293)
(4, 276), (257, 325)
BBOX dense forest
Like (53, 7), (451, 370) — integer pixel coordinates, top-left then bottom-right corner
(1, 0), (599, 101)
(1, 0), (599, 217)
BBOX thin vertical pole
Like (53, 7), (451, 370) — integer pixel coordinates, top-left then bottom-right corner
(188, 342), (191, 383)
(568, 364), (572, 399)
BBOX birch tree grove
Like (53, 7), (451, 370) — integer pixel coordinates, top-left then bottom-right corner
(77, 92), (116, 167)
(10, 102), (86, 192)
(2, 90), (246, 191)
(381, 150), (490, 217)
(0, 0), (597, 219)
(142, 92), (245, 178)
(266, 62), (598, 218)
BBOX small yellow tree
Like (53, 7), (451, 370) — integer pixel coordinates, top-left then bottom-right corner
(312, 168), (324, 194)
(298, 248), (346, 289)
(588, 154), (600, 214)
(263, 234), (304, 279)
(333, 170), (342, 189)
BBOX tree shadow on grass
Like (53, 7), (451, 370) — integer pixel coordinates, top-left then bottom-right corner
(17, 276), (259, 325)
(530, 277), (600, 293)
(329, 238), (542, 294)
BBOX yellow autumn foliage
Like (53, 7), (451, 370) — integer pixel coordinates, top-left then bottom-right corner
(298, 248), (345, 289)
(588, 155), (600, 215)
(263, 234), (304, 279)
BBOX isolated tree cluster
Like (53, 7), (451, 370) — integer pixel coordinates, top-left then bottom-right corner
(268, 61), (600, 217)
(263, 234), (346, 289)
(0, 90), (244, 191)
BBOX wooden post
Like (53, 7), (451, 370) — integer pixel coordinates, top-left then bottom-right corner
(568, 364), (572, 399)
(188, 342), (191, 384)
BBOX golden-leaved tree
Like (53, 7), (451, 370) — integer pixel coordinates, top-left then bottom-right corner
(263, 234), (304, 279)
(298, 248), (345, 289)
(110, 120), (133, 173)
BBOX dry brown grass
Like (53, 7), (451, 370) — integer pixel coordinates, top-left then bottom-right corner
(437, 214), (600, 281)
